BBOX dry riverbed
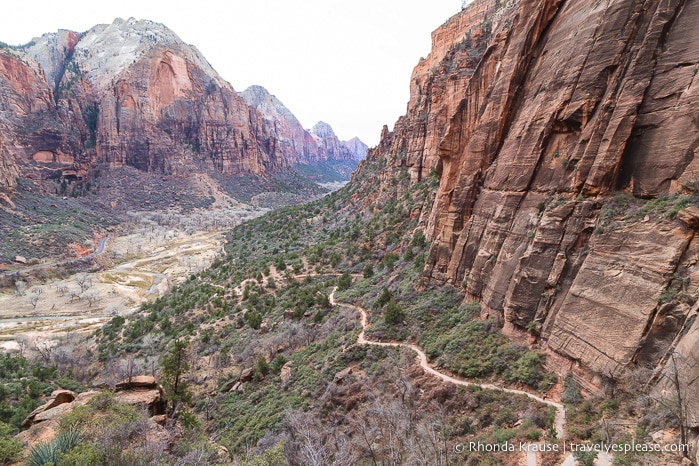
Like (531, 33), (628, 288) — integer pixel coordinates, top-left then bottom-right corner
(0, 205), (266, 352)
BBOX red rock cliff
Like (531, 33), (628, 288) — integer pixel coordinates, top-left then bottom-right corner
(0, 18), (304, 190)
(0, 47), (83, 188)
(363, 0), (699, 398)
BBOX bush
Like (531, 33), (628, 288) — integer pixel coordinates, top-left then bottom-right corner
(375, 287), (392, 308)
(384, 300), (404, 325)
(255, 356), (269, 378)
(562, 374), (582, 405)
(337, 272), (352, 291)
(383, 252), (399, 269)
(0, 421), (22, 464)
(411, 230), (426, 248)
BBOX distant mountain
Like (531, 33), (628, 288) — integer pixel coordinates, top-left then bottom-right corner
(241, 86), (367, 181)
(342, 137), (368, 161)
(0, 18), (367, 195)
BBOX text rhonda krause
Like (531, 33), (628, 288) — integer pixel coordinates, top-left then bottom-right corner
(458, 441), (690, 454)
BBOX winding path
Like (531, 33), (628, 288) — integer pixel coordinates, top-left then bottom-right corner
(328, 286), (567, 439)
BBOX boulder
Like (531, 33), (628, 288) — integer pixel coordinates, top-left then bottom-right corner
(677, 207), (699, 229)
(115, 387), (165, 415)
(239, 367), (253, 382)
(332, 367), (353, 384)
(21, 390), (76, 428)
(115, 375), (157, 390)
(280, 361), (294, 388)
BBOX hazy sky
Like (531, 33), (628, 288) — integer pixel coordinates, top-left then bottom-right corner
(2, 1), (465, 146)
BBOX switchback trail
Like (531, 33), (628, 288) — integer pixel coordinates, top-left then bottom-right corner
(328, 287), (567, 440)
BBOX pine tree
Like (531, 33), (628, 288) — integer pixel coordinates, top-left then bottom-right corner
(160, 338), (192, 416)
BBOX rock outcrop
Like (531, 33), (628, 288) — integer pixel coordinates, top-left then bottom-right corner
(20, 377), (166, 430)
(359, 0), (699, 398)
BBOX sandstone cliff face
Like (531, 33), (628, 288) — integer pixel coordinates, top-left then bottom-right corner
(240, 85), (324, 165)
(24, 29), (81, 92)
(0, 47), (83, 187)
(310, 121), (356, 163)
(363, 0), (699, 395)
(70, 19), (284, 177)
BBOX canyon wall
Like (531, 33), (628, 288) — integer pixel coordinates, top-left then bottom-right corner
(363, 0), (698, 399)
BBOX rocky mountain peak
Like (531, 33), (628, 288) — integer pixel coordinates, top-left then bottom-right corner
(240, 85), (298, 123)
(343, 137), (368, 161)
(310, 121), (336, 139)
(46, 17), (224, 95)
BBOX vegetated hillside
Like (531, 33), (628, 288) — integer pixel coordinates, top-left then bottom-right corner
(88, 154), (566, 464)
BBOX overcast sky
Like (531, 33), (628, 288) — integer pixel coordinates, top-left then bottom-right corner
(2, 1), (465, 146)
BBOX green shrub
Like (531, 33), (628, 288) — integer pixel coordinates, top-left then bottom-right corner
(384, 300), (404, 325)
(0, 421), (21, 464)
(562, 374), (582, 405)
(337, 272), (352, 290)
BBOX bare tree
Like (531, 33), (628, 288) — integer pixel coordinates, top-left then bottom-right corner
(653, 352), (694, 458)
(16, 335), (28, 357)
(75, 274), (92, 293)
(34, 341), (54, 365)
(28, 294), (40, 310)
(85, 293), (101, 308)
(15, 280), (26, 297)
(68, 289), (81, 303)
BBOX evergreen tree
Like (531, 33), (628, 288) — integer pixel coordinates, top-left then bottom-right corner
(160, 338), (192, 416)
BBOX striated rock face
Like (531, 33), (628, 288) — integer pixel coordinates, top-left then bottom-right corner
(421, 0), (699, 388)
(0, 47), (82, 187)
(362, 0), (699, 397)
(71, 19), (283, 177)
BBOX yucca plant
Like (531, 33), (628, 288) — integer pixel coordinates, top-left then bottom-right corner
(28, 427), (80, 466)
